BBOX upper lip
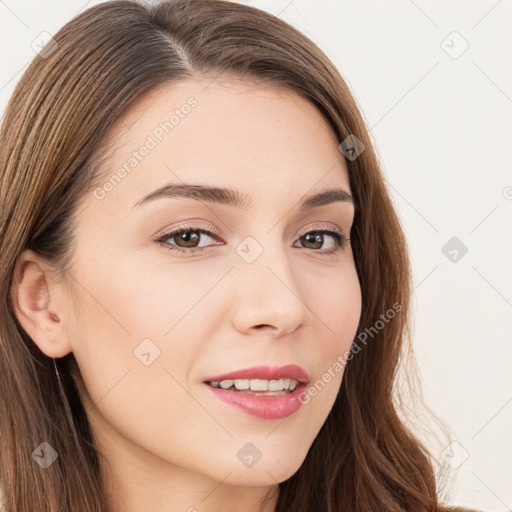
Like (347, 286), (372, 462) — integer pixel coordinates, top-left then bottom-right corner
(203, 364), (309, 384)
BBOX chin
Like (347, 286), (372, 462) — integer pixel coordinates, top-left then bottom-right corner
(221, 445), (308, 487)
(220, 461), (303, 487)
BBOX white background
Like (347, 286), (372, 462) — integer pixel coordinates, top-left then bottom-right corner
(1, 1), (511, 510)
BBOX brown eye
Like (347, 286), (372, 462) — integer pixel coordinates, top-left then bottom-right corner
(174, 230), (202, 248)
(155, 226), (221, 254)
(300, 232), (324, 250)
(299, 229), (350, 254)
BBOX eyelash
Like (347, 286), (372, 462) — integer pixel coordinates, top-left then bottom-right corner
(154, 223), (350, 256)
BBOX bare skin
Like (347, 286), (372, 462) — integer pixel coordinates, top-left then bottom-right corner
(12, 77), (362, 512)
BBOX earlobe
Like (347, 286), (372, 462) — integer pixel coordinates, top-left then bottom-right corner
(10, 250), (71, 358)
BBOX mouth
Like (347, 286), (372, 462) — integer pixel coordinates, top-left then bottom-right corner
(201, 364), (310, 419)
(205, 378), (302, 396)
(202, 364), (309, 393)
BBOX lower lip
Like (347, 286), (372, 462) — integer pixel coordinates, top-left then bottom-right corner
(203, 382), (307, 420)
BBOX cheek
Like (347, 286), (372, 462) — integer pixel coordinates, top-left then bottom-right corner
(298, 266), (361, 407)
(110, 255), (228, 335)
(313, 263), (362, 353)
(66, 255), (227, 434)
(67, 275), (222, 473)
(67, 259), (222, 390)
(69, 249), (225, 361)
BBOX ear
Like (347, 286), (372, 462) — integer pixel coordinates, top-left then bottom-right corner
(10, 249), (72, 358)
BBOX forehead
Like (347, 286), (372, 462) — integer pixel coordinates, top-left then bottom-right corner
(89, 78), (351, 217)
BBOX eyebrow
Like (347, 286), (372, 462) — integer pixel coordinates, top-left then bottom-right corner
(131, 183), (354, 211)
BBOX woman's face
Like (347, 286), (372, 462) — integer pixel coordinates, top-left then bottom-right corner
(56, 79), (362, 494)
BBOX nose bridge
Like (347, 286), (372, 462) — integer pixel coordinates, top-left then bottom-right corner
(230, 233), (309, 334)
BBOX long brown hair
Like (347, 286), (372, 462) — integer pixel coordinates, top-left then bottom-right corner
(0, 0), (451, 510)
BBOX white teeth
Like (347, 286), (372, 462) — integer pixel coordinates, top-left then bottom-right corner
(219, 380), (233, 389)
(250, 379), (268, 391)
(233, 379), (249, 390)
(268, 379), (282, 391)
(210, 378), (300, 392)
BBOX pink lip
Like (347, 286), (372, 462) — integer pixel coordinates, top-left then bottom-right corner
(202, 364), (309, 420)
(203, 381), (308, 420)
(203, 364), (309, 384)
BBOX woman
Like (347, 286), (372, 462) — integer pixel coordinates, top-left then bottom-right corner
(0, 0), (482, 510)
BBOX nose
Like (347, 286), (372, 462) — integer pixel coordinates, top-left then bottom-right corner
(230, 243), (311, 338)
